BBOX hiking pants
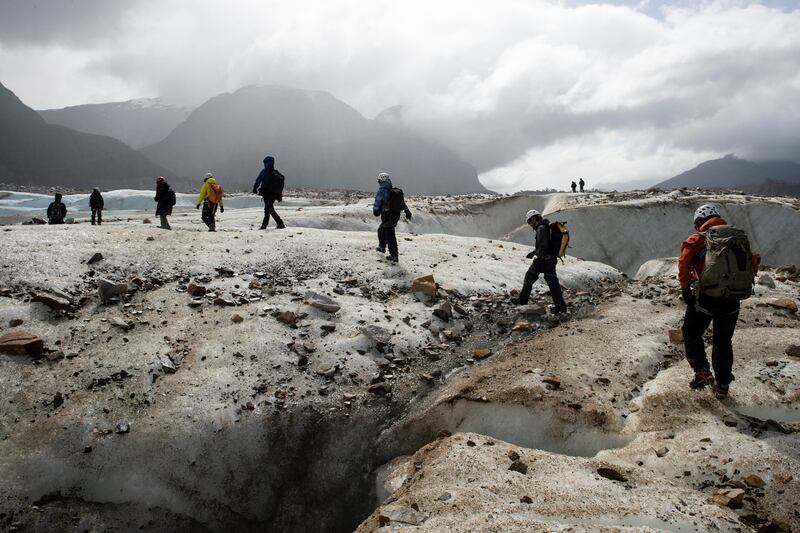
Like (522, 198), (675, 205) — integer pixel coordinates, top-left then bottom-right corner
(261, 196), (283, 228)
(159, 214), (171, 229)
(378, 226), (398, 257)
(518, 258), (566, 310)
(682, 302), (738, 386)
(91, 208), (102, 225)
(201, 201), (217, 230)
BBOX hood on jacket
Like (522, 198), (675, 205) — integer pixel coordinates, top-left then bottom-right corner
(699, 216), (727, 232)
(263, 156), (275, 171)
(205, 177), (218, 185)
(378, 178), (393, 190)
(54, 193), (62, 202)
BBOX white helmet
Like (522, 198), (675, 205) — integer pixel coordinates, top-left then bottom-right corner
(377, 172), (390, 184)
(204, 172), (213, 180)
(693, 204), (720, 223)
(525, 209), (541, 222)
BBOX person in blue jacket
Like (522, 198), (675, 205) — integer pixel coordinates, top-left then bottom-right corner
(252, 156), (285, 229)
(373, 172), (412, 262)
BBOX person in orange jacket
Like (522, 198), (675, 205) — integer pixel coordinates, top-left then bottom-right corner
(678, 204), (759, 399)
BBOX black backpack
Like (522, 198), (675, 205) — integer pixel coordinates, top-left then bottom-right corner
(166, 189), (177, 207)
(387, 187), (405, 212)
(269, 172), (285, 195)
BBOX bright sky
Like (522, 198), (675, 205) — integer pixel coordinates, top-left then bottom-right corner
(1, 0), (799, 192)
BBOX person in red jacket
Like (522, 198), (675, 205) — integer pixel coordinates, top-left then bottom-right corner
(678, 204), (759, 399)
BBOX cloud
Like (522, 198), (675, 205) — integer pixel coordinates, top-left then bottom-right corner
(0, 0), (798, 192)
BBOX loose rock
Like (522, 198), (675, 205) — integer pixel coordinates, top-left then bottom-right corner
(597, 467), (627, 482)
(97, 278), (129, 302)
(711, 488), (745, 509)
(305, 291), (341, 313)
(0, 330), (45, 356)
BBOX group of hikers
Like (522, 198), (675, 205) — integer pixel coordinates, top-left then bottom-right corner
(570, 178), (585, 193)
(44, 159), (759, 399)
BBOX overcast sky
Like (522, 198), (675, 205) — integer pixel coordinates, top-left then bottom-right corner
(1, 0), (799, 192)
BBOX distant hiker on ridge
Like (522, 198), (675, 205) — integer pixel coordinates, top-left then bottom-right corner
(47, 193), (67, 225)
(373, 172), (412, 263)
(252, 155), (286, 230)
(89, 188), (104, 225)
(196, 173), (224, 232)
(579, 178), (585, 192)
(679, 204), (759, 399)
(570, 181), (577, 193)
(154, 176), (176, 230)
(512, 209), (568, 314)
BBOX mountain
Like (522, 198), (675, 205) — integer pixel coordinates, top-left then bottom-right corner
(594, 177), (663, 192)
(655, 155), (800, 194)
(0, 82), (171, 190)
(142, 85), (485, 194)
(39, 98), (192, 149)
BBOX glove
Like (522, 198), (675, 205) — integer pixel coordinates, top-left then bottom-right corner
(252, 188), (258, 195)
(196, 203), (200, 210)
(526, 251), (535, 259)
(681, 287), (695, 306)
(373, 210), (380, 217)
(405, 210), (412, 221)
(277, 195), (283, 203)
(220, 206), (224, 213)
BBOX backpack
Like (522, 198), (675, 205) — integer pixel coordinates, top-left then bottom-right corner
(207, 183), (223, 204)
(268, 172), (285, 195)
(166, 189), (177, 207)
(548, 222), (569, 261)
(387, 187), (405, 213)
(697, 225), (754, 300)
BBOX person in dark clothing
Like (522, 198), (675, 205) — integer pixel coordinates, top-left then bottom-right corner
(154, 176), (174, 230)
(513, 209), (567, 313)
(47, 193), (67, 224)
(373, 172), (412, 263)
(570, 181), (577, 193)
(678, 204), (759, 399)
(252, 156), (285, 229)
(579, 178), (585, 192)
(89, 188), (104, 225)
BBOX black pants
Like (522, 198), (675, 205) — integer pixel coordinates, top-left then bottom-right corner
(201, 201), (217, 230)
(518, 258), (566, 310)
(91, 208), (102, 225)
(261, 196), (283, 228)
(159, 214), (171, 229)
(682, 299), (739, 386)
(378, 226), (398, 257)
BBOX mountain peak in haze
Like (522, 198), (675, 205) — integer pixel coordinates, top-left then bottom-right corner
(39, 98), (192, 149)
(655, 155), (800, 193)
(143, 85), (485, 194)
(0, 81), (170, 189)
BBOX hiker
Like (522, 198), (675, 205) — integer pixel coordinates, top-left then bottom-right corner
(89, 188), (104, 225)
(679, 204), (759, 399)
(252, 155), (285, 229)
(512, 209), (567, 314)
(196, 173), (224, 232)
(579, 178), (585, 192)
(47, 193), (67, 225)
(373, 172), (412, 263)
(570, 181), (577, 193)
(154, 176), (176, 230)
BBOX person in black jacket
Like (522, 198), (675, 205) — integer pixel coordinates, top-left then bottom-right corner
(154, 176), (174, 230)
(570, 181), (577, 193)
(373, 172), (412, 263)
(513, 209), (567, 313)
(47, 193), (67, 225)
(579, 178), (585, 192)
(89, 188), (104, 225)
(252, 156), (285, 229)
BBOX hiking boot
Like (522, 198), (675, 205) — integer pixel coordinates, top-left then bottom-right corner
(386, 255), (399, 263)
(689, 370), (715, 390)
(548, 304), (567, 314)
(276, 224), (286, 229)
(208, 227), (216, 232)
(712, 383), (729, 399)
(259, 225), (267, 230)
(159, 225), (172, 230)
(376, 246), (386, 253)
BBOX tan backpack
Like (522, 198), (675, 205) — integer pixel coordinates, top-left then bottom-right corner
(207, 183), (223, 204)
(698, 225), (755, 300)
